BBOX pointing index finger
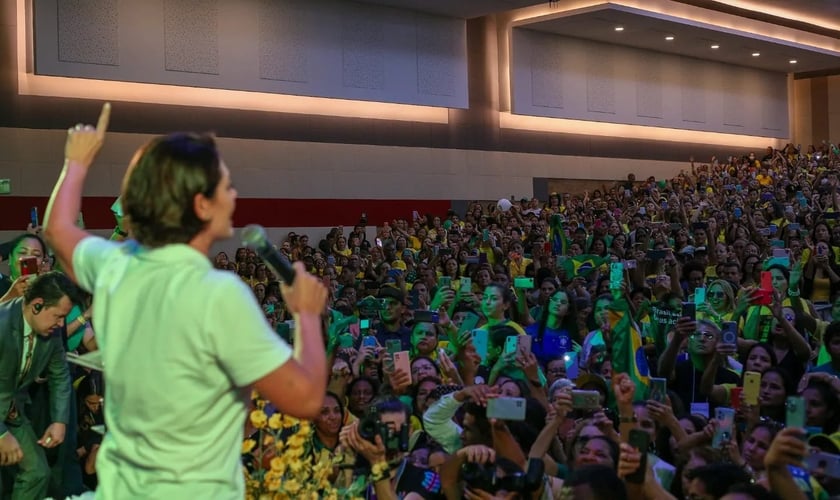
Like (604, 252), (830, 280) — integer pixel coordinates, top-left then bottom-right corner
(96, 102), (111, 138)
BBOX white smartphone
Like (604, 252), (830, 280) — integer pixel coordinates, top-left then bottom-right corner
(486, 397), (526, 421)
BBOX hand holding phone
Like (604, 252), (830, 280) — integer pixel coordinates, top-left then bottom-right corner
(486, 397), (526, 421)
(624, 430), (650, 484)
(19, 256), (39, 277)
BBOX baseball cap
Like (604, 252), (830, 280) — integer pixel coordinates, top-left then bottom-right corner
(575, 373), (608, 396)
(809, 432), (840, 454)
(378, 286), (405, 303)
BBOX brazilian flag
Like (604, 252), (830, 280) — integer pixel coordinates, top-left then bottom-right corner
(608, 297), (650, 401)
(560, 254), (609, 278)
(549, 214), (571, 256)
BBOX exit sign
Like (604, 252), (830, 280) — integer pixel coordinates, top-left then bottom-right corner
(0, 179), (9, 194)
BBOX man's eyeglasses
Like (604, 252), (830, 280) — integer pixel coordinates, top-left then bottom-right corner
(690, 331), (716, 341)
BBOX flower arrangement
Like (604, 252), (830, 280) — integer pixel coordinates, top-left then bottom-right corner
(241, 396), (365, 500)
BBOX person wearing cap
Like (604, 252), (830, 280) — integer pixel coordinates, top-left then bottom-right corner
(808, 431), (840, 495)
(374, 286), (411, 351)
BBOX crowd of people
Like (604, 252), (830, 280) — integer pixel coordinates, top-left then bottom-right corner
(4, 139), (840, 499)
(235, 143), (840, 499)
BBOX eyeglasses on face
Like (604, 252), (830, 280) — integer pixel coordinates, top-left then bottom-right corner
(690, 331), (716, 341)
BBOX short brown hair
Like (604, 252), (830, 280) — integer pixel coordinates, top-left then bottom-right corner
(122, 133), (221, 248)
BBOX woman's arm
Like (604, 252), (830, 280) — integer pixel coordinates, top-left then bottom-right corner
(772, 295), (812, 362)
(44, 104), (111, 282)
(514, 288), (535, 327)
(698, 351), (728, 406)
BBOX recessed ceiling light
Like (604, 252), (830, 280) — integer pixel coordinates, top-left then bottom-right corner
(789, 59), (798, 64)
(710, 44), (720, 49)
(665, 35), (675, 41)
(614, 26), (624, 32)
(752, 52), (760, 57)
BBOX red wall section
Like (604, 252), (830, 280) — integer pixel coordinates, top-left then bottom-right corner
(0, 197), (453, 231)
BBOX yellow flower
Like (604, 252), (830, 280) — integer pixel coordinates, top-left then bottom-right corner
(274, 438), (285, 452)
(250, 410), (268, 429)
(241, 438), (256, 454)
(268, 413), (283, 430)
(269, 456), (287, 473)
(261, 434), (274, 447)
(298, 420), (312, 435)
(264, 470), (282, 491)
(286, 446), (304, 458)
(284, 478), (301, 494)
(286, 433), (306, 449)
(282, 415), (299, 428)
(288, 459), (304, 474)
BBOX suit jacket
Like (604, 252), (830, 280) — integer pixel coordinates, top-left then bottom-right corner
(0, 298), (71, 434)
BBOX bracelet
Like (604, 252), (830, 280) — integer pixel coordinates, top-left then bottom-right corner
(77, 316), (87, 327)
(370, 460), (391, 482)
(788, 289), (801, 297)
(114, 228), (128, 237)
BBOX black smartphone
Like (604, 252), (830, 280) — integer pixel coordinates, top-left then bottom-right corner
(413, 310), (440, 324)
(646, 249), (667, 261)
(30, 207), (38, 228)
(681, 302), (696, 320)
(625, 429), (650, 484)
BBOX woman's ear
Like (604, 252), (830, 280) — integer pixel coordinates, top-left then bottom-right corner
(193, 193), (213, 223)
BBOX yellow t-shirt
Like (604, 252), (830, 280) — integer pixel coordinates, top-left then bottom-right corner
(508, 258), (533, 278)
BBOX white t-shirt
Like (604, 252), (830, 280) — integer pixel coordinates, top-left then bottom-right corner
(73, 237), (291, 499)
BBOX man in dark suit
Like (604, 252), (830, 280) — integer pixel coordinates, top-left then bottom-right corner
(0, 272), (75, 499)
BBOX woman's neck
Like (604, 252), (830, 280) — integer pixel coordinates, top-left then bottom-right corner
(546, 315), (563, 329)
(486, 316), (506, 326)
(315, 429), (339, 450)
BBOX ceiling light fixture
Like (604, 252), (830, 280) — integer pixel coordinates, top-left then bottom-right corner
(614, 26), (624, 32)
(752, 52), (760, 57)
(665, 35), (675, 41)
(710, 44), (720, 49)
(789, 59), (798, 64)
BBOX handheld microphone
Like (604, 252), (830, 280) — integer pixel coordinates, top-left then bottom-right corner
(241, 224), (296, 284)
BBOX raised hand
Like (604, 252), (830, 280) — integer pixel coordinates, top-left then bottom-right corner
(613, 372), (636, 407)
(65, 102), (110, 167)
(454, 384), (500, 406)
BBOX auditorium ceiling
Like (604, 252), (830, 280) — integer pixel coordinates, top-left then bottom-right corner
(517, 4), (840, 74)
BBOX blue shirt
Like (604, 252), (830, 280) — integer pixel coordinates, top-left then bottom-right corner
(810, 362), (840, 377)
(525, 323), (572, 366)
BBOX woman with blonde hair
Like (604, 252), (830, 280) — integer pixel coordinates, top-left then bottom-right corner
(698, 279), (741, 326)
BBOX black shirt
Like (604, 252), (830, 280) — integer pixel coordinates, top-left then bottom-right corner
(671, 358), (740, 412)
(374, 324), (411, 352)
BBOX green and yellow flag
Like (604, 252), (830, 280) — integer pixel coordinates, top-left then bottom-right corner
(607, 297), (650, 400)
(561, 254), (609, 278)
(550, 214), (571, 256)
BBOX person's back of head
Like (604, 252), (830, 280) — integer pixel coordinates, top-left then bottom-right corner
(122, 132), (222, 248)
(565, 465), (627, 500)
(686, 463), (753, 499)
(722, 482), (782, 500)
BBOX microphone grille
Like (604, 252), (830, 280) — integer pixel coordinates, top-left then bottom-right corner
(241, 224), (267, 248)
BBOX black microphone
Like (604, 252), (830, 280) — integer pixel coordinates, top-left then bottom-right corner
(241, 224), (296, 284)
